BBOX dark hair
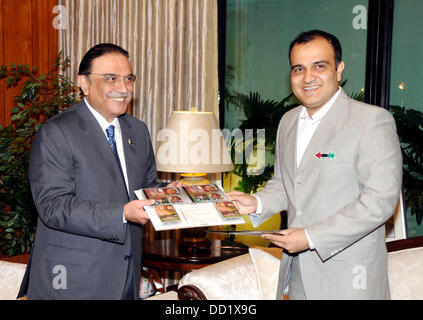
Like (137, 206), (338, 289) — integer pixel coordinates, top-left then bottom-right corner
(288, 30), (342, 68)
(78, 43), (129, 75)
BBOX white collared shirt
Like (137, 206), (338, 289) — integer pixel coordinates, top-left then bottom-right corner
(84, 98), (129, 194)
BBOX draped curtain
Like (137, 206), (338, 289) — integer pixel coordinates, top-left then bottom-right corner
(58, 0), (219, 151)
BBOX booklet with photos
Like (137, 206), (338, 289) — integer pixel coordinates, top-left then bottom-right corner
(134, 184), (245, 231)
(153, 204), (181, 224)
(214, 201), (242, 220)
(182, 184), (227, 203)
(141, 187), (190, 205)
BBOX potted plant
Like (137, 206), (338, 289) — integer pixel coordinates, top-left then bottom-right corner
(0, 53), (80, 256)
(389, 105), (423, 225)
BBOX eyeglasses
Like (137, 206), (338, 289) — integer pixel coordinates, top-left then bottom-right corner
(85, 73), (136, 85)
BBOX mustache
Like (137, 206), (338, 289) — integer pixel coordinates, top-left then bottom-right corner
(107, 92), (131, 98)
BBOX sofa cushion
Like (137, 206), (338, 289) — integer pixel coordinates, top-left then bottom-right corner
(388, 247), (423, 300)
(248, 247), (281, 300)
(178, 253), (260, 300)
(0, 261), (26, 300)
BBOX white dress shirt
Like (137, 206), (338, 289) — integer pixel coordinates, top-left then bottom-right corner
(84, 98), (129, 222)
(252, 88), (341, 249)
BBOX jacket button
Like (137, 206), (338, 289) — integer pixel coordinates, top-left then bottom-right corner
(124, 255), (130, 260)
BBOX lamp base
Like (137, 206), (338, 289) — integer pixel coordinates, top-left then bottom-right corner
(178, 173), (209, 186)
(179, 227), (211, 255)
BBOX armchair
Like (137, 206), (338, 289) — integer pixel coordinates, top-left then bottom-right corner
(0, 260), (26, 300)
(177, 236), (423, 300)
(178, 247), (282, 300)
(387, 236), (423, 299)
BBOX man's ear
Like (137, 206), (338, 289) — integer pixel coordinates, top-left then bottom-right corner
(77, 75), (90, 96)
(336, 61), (345, 82)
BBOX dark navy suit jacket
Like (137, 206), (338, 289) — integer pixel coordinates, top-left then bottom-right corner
(18, 100), (162, 299)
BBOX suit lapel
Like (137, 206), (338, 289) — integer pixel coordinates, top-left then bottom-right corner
(75, 101), (129, 194)
(119, 116), (137, 198)
(297, 90), (349, 174)
(283, 107), (301, 177)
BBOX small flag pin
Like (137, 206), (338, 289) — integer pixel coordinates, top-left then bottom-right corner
(315, 152), (335, 159)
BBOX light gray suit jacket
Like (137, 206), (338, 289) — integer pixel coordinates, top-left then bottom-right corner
(18, 100), (162, 299)
(253, 89), (402, 299)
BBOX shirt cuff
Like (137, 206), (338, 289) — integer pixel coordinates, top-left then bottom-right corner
(247, 194), (263, 228)
(304, 228), (314, 250)
(123, 211), (127, 223)
(251, 194), (263, 214)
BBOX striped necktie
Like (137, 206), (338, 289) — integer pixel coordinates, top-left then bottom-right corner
(106, 125), (129, 199)
(106, 125), (120, 164)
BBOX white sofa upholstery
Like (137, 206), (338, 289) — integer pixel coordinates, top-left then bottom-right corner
(388, 244), (423, 299)
(178, 237), (423, 300)
(0, 260), (26, 300)
(178, 247), (282, 300)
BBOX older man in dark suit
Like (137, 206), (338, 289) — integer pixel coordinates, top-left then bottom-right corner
(18, 44), (175, 299)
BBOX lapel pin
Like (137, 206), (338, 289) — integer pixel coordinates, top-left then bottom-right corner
(315, 152), (335, 159)
(128, 138), (132, 145)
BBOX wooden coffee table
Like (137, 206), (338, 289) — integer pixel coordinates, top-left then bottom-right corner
(142, 239), (248, 274)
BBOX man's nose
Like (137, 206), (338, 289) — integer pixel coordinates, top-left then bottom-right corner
(303, 69), (316, 83)
(115, 77), (130, 92)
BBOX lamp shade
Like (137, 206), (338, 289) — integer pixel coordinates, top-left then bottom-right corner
(156, 110), (234, 173)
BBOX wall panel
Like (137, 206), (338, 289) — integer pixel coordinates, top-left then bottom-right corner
(0, 0), (58, 126)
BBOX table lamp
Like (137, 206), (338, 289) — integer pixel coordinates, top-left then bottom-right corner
(156, 108), (234, 184)
(155, 108), (234, 251)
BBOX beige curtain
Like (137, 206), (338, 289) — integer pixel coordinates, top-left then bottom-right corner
(58, 0), (219, 151)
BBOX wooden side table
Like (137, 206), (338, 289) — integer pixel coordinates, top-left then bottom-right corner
(142, 239), (248, 274)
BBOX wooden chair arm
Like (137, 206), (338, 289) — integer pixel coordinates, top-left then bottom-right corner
(177, 285), (207, 300)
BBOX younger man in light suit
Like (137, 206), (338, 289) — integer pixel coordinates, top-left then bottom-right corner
(228, 30), (402, 299)
(18, 44), (178, 299)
